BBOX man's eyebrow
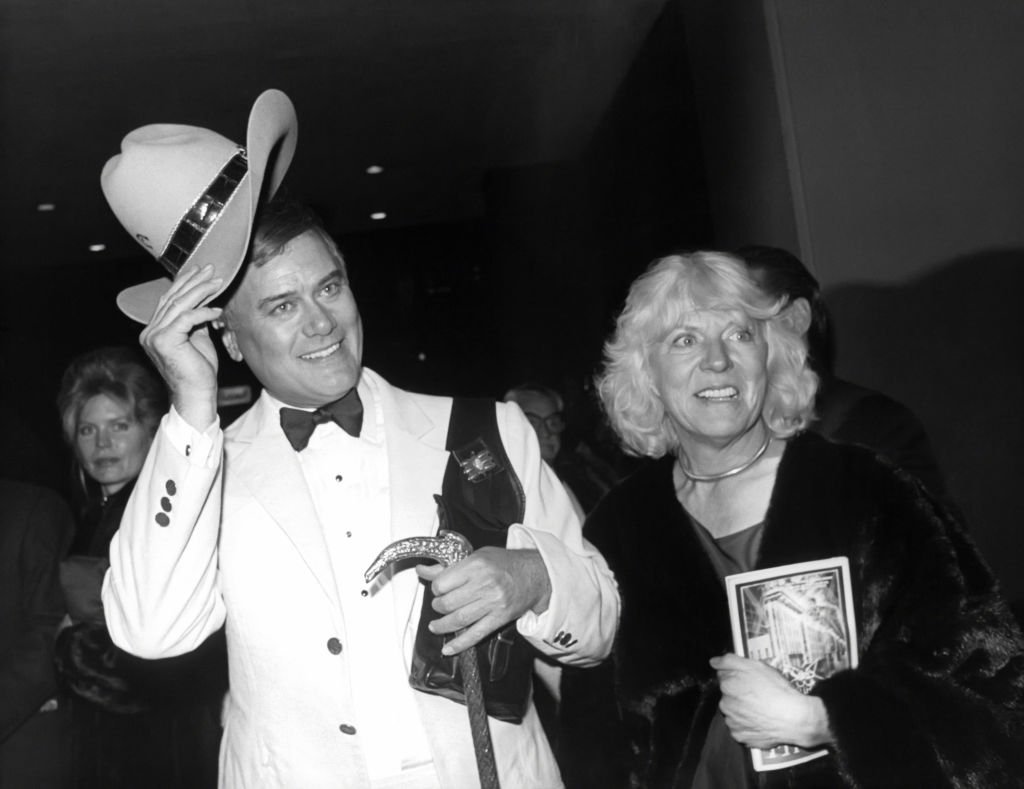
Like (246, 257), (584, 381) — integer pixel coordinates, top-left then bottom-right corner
(255, 271), (344, 311)
(256, 289), (295, 310)
(318, 269), (345, 288)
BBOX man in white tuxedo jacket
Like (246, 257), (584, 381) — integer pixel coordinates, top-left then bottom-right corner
(98, 93), (619, 788)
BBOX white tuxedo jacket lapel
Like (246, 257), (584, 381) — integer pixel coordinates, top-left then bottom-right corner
(365, 372), (452, 639)
(228, 395), (343, 614)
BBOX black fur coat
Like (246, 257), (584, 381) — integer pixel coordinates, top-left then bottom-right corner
(560, 431), (1024, 788)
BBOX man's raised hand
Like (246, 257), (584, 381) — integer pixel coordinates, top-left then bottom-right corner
(139, 264), (225, 430)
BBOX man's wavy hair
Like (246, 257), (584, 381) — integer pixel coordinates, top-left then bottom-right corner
(596, 252), (817, 459)
(217, 195), (347, 312)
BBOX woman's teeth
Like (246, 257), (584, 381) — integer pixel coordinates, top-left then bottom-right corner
(697, 386), (738, 400)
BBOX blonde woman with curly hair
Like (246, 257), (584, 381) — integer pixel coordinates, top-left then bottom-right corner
(560, 252), (1024, 789)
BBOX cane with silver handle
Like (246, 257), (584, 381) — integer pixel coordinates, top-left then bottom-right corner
(364, 531), (500, 789)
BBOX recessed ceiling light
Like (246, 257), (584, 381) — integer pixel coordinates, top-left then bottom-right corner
(88, 243), (106, 252)
(37, 203), (56, 212)
(366, 165), (383, 175)
(370, 212), (387, 221)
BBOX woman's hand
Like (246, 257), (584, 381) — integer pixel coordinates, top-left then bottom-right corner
(711, 653), (833, 750)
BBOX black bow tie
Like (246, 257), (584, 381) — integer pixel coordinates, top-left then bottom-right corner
(279, 390), (364, 451)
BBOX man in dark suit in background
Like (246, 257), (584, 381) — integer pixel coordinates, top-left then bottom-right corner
(0, 479), (74, 788)
(739, 245), (946, 496)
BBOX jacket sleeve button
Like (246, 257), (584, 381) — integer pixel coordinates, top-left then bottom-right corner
(327, 637), (343, 655)
(338, 724), (357, 735)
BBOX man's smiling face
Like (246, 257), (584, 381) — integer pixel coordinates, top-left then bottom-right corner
(220, 230), (363, 408)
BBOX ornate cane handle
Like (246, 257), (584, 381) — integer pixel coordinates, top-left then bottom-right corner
(363, 530), (500, 789)
(364, 530), (472, 583)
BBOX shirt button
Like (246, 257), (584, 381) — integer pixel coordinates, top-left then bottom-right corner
(338, 723), (357, 735)
(326, 637), (343, 655)
(360, 590), (368, 598)
(345, 531), (352, 538)
(335, 474), (343, 482)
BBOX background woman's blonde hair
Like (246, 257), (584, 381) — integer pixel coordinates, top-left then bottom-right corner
(57, 346), (167, 447)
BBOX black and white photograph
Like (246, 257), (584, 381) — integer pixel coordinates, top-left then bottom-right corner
(2, 2), (1023, 788)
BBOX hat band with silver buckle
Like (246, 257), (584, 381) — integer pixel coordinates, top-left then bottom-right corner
(157, 150), (249, 276)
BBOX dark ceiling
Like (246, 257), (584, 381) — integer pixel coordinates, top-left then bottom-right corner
(2, 0), (671, 269)
(2, 0), (709, 489)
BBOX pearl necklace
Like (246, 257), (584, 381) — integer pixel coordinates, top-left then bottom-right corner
(677, 433), (773, 482)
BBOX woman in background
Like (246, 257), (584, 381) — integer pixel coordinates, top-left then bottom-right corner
(55, 346), (226, 789)
(58, 346), (165, 556)
(559, 253), (1024, 788)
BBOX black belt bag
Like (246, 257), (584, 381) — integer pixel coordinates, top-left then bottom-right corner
(410, 397), (534, 723)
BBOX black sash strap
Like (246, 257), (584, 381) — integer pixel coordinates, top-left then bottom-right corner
(409, 397), (535, 723)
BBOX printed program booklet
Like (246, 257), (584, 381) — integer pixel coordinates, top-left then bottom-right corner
(725, 556), (858, 772)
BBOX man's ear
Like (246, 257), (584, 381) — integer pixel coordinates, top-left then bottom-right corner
(214, 318), (245, 362)
(780, 297), (813, 336)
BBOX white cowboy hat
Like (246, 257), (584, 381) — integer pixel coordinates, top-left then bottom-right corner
(101, 89), (298, 323)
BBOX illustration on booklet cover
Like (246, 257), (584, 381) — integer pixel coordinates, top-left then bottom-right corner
(726, 556), (858, 772)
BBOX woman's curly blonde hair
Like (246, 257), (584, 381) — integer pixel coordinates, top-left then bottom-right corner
(596, 252), (817, 459)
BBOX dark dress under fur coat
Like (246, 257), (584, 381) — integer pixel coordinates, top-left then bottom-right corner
(559, 431), (1024, 789)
